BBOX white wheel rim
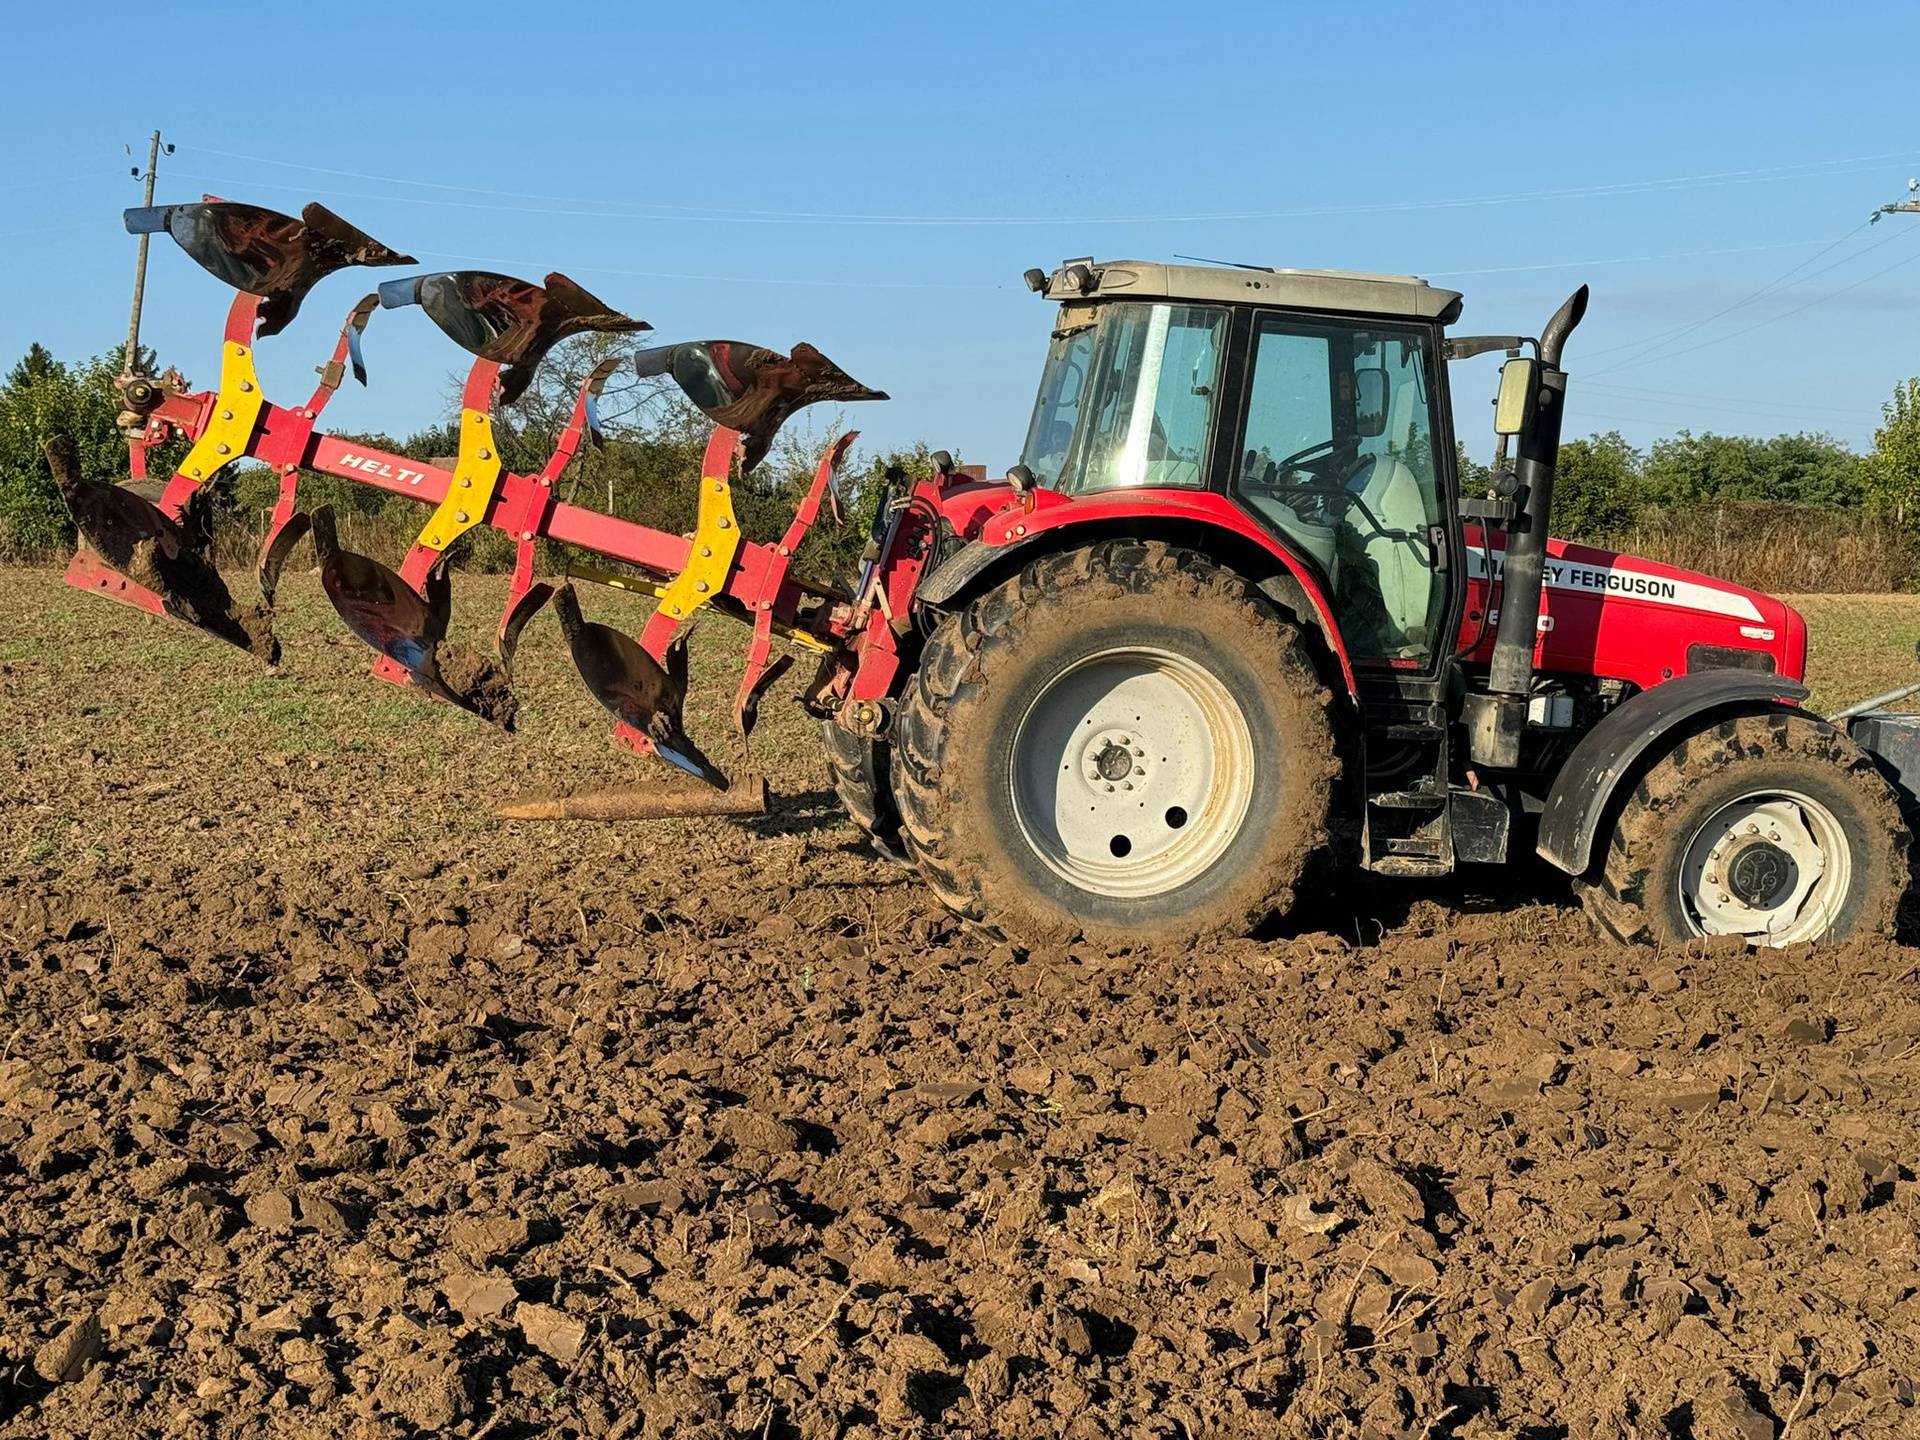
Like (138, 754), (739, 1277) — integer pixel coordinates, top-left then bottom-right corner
(1008, 645), (1256, 899)
(1677, 788), (1852, 944)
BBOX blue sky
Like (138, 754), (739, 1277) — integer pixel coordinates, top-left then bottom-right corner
(6, 0), (1919, 471)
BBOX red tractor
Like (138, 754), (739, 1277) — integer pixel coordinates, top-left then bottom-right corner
(821, 260), (1915, 949)
(59, 209), (1918, 950)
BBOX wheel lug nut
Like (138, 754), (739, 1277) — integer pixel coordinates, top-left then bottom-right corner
(1105, 784), (1115, 793)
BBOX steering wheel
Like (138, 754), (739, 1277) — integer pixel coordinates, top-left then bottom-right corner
(1244, 435), (1363, 524)
(1274, 435), (1351, 479)
(1244, 442), (1425, 559)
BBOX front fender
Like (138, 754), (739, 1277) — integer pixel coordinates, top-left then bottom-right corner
(915, 490), (1358, 694)
(1536, 670), (1811, 874)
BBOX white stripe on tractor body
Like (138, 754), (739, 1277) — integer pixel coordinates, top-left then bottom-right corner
(1465, 546), (1765, 623)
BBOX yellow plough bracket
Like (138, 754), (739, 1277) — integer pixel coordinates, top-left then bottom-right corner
(653, 466), (742, 624)
(177, 340), (266, 484)
(415, 406), (503, 552)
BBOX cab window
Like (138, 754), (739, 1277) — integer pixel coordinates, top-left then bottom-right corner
(1025, 302), (1227, 495)
(1234, 318), (1446, 663)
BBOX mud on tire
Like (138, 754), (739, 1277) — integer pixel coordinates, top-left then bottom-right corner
(821, 718), (903, 859)
(1578, 710), (1908, 947)
(890, 539), (1340, 946)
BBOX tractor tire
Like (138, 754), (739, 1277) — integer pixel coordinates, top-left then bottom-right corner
(891, 539), (1340, 947)
(821, 718), (905, 861)
(1577, 710), (1908, 948)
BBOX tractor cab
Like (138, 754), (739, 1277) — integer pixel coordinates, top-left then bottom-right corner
(1014, 261), (1465, 670)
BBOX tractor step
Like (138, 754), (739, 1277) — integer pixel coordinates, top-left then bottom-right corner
(1374, 722), (1447, 742)
(1368, 788), (1447, 811)
(1370, 853), (1454, 878)
(1362, 718), (1455, 875)
(1363, 805), (1452, 873)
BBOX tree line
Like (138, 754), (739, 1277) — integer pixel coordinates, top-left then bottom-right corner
(7, 336), (1920, 592)
(1452, 381), (1920, 591)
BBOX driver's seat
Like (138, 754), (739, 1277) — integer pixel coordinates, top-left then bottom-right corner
(1340, 455), (1433, 653)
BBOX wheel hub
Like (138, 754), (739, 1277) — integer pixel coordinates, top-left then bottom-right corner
(1723, 837), (1796, 909)
(1679, 792), (1843, 943)
(1009, 647), (1256, 899)
(1084, 732), (1141, 786)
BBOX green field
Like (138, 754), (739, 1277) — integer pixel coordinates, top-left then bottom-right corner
(1787, 593), (1920, 710)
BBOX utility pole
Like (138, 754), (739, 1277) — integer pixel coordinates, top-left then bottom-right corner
(1872, 178), (1920, 224)
(124, 130), (167, 375)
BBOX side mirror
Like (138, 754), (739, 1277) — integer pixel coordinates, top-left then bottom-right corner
(1354, 366), (1389, 438)
(1494, 357), (1539, 436)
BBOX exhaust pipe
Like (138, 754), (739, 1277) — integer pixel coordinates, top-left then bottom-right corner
(1470, 285), (1588, 768)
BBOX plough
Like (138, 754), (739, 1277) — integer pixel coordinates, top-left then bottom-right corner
(59, 197), (910, 802)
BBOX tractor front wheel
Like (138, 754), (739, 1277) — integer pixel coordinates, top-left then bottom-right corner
(1579, 711), (1908, 947)
(892, 540), (1340, 946)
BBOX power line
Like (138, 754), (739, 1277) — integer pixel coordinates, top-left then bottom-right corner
(1578, 221), (1884, 365)
(1588, 228), (1920, 377)
(1425, 237), (1847, 278)
(1573, 408), (1704, 427)
(1582, 380), (1876, 420)
(166, 144), (1920, 228)
(0, 172), (118, 195)
(409, 249), (1006, 292)
(1579, 397), (1868, 427)
(0, 221), (98, 242)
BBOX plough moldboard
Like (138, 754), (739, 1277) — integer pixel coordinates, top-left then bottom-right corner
(58, 197), (919, 810)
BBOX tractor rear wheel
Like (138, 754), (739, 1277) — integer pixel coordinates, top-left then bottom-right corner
(1578, 710), (1907, 947)
(892, 540), (1339, 946)
(821, 718), (904, 860)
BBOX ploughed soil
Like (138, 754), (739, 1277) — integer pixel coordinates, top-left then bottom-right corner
(4, 569), (1920, 1439)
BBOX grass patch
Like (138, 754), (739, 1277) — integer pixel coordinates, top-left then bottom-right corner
(1787, 594), (1920, 711)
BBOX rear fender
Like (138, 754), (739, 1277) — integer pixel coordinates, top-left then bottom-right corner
(914, 494), (1358, 696)
(1536, 670), (1811, 874)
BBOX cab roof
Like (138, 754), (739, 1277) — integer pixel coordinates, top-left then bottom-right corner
(1036, 258), (1464, 325)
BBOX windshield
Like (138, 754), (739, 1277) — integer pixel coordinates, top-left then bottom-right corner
(1018, 325), (1094, 489)
(1019, 302), (1227, 494)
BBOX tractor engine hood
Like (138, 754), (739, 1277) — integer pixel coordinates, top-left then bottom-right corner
(1459, 527), (1806, 691)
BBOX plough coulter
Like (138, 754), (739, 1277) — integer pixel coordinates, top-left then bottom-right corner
(66, 207), (1920, 951)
